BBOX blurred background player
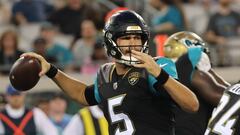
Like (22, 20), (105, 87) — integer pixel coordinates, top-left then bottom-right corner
(205, 83), (240, 135)
(163, 31), (229, 135)
(0, 84), (58, 135)
(63, 105), (108, 135)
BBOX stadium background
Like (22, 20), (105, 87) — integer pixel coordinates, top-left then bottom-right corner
(0, 0), (240, 130)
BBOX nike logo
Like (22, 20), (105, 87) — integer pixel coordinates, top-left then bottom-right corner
(159, 63), (168, 68)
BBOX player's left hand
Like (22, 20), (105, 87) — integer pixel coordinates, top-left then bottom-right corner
(131, 50), (161, 77)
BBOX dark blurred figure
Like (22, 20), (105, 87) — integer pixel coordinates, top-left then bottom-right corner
(48, 0), (103, 38)
(149, 0), (187, 33)
(0, 30), (24, 75)
(32, 37), (56, 63)
(205, 0), (240, 66)
(0, 93), (6, 111)
(49, 93), (72, 134)
(11, 0), (54, 25)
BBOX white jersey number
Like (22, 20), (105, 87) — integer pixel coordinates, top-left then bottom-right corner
(108, 94), (135, 135)
(205, 94), (240, 135)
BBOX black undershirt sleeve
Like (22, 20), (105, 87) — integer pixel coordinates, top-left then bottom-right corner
(84, 85), (98, 105)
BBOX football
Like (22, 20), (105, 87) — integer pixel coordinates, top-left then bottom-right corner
(9, 57), (41, 91)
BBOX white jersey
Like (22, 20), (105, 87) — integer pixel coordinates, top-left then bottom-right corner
(205, 84), (240, 135)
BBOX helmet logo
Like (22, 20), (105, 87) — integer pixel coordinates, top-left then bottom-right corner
(185, 39), (193, 47)
(126, 26), (141, 31)
(111, 50), (116, 56)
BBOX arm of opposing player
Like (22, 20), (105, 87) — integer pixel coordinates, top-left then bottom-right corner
(191, 70), (226, 106)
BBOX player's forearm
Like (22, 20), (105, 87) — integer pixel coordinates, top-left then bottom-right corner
(164, 78), (199, 112)
(52, 70), (89, 105)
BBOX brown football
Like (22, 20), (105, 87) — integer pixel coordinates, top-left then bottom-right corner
(9, 57), (41, 91)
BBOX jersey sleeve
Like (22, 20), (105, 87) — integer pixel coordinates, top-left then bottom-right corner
(175, 46), (203, 83)
(148, 57), (178, 94)
(187, 47), (202, 69)
(94, 76), (102, 103)
(84, 75), (102, 105)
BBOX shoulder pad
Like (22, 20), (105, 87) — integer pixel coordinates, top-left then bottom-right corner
(98, 62), (115, 83)
(154, 57), (178, 79)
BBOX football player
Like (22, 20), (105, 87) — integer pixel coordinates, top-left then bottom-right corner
(22, 11), (199, 135)
(205, 83), (240, 135)
(163, 31), (229, 135)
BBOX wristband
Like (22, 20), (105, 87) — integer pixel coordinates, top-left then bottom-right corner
(46, 64), (58, 78)
(155, 69), (169, 85)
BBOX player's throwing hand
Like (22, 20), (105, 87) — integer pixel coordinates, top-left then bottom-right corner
(21, 52), (51, 77)
(131, 50), (161, 78)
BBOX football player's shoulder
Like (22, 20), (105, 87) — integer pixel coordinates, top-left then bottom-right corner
(187, 46), (204, 67)
(154, 56), (174, 64)
(187, 46), (203, 60)
(154, 56), (178, 79)
(97, 62), (115, 83)
(98, 62), (115, 73)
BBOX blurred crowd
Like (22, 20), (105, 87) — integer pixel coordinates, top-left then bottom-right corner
(0, 0), (240, 76)
(0, 0), (240, 134)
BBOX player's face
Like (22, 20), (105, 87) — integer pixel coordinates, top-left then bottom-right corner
(116, 34), (142, 56)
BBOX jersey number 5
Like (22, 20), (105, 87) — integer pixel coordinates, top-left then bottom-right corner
(108, 94), (135, 135)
